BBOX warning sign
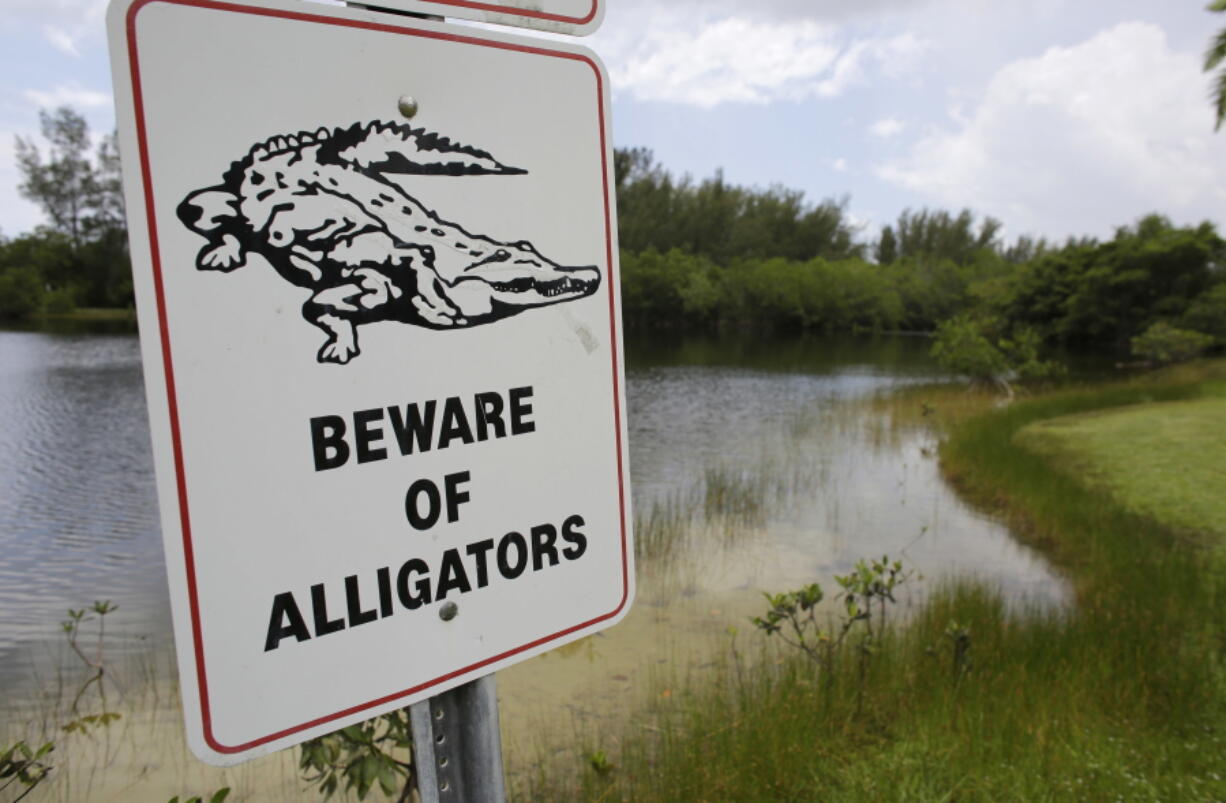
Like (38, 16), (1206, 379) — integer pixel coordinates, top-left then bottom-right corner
(107, 0), (631, 765)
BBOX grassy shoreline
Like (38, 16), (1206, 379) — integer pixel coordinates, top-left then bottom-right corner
(28, 307), (135, 322)
(531, 363), (1226, 801)
(8, 363), (1224, 800)
(1015, 397), (1226, 544)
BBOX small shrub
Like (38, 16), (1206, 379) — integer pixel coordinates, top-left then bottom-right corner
(0, 740), (53, 801)
(1001, 327), (1066, 384)
(931, 316), (1010, 385)
(1130, 321), (1214, 365)
(0, 267), (43, 319)
(299, 711), (414, 800)
(933, 316), (1065, 395)
(751, 556), (911, 674)
(168, 789), (230, 803)
(587, 750), (615, 777)
(1181, 282), (1226, 343)
(43, 286), (77, 315)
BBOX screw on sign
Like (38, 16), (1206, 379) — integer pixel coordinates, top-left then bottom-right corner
(106, 0), (631, 785)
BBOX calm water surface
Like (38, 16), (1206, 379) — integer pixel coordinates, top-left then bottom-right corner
(0, 330), (168, 681)
(0, 327), (1068, 716)
(623, 332), (1064, 599)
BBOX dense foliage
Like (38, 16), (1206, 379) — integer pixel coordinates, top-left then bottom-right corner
(617, 149), (1225, 363)
(2, 110), (1222, 364)
(1, 107), (129, 318)
(1208, 0), (1226, 131)
(615, 147), (863, 264)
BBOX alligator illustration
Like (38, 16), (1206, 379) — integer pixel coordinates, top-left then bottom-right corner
(176, 121), (601, 364)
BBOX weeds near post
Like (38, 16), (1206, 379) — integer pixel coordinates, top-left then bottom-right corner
(2, 600), (125, 800)
(835, 556), (911, 715)
(751, 555), (912, 698)
(587, 749), (615, 778)
(168, 788), (231, 803)
(299, 710), (415, 801)
(60, 600), (122, 733)
(0, 740), (53, 801)
(751, 583), (828, 665)
(943, 620), (972, 683)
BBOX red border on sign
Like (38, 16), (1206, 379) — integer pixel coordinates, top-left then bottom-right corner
(402, 0), (598, 27)
(125, 0), (627, 755)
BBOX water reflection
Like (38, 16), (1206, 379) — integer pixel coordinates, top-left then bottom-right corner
(624, 332), (1064, 606)
(0, 331), (168, 685)
(0, 328), (1068, 720)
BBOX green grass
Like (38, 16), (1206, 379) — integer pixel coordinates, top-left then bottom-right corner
(523, 362), (1226, 801)
(1015, 397), (1226, 542)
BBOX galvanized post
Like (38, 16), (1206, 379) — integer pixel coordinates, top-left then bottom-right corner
(410, 674), (507, 803)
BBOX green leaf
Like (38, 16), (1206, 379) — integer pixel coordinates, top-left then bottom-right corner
(209, 787), (231, 803)
(377, 758), (399, 795)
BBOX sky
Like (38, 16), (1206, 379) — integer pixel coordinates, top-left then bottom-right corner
(2, 0), (1225, 245)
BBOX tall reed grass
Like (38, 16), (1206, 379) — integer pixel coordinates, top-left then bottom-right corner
(528, 363), (1226, 801)
(634, 459), (821, 569)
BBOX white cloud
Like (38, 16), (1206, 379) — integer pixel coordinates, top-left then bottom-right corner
(23, 84), (112, 110)
(43, 26), (80, 58)
(608, 18), (839, 107)
(870, 117), (905, 138)
(605, 16), (928, 108)
(3, 0), (107, 56)
(846, 209), (872, 233)
(2, 0), (106, 25)
(831, 157), (849, 172)
(813, 33), (926, 98)
(610, 0), (930, 24)
(877, 22), (1226, 240)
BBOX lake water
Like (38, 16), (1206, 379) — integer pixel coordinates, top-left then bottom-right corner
(0, 326), (1068, 745)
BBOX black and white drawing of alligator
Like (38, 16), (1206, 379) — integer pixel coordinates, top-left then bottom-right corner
(176, 121), (601, 364)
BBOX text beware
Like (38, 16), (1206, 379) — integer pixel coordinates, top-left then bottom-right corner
(311, 386), (535, 471)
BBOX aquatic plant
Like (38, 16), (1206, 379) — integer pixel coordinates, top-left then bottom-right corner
(752, 555), (911, 713)
(168, 789), (231, 803)
(0, 739), (53, 801)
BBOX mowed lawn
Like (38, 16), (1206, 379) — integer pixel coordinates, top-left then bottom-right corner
(1015, 396), (1226, 542)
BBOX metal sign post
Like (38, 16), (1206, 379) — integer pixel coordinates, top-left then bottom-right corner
(410, 674), (506, 802)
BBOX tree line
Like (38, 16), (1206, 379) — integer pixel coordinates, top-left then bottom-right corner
(3, 107), (1223, 366)
(616, 148), (1225, 362)
(1, 108), (129, 317)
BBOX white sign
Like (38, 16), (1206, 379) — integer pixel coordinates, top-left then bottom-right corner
(107, 0), (631, 765)
(359, 0), (604, 36)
